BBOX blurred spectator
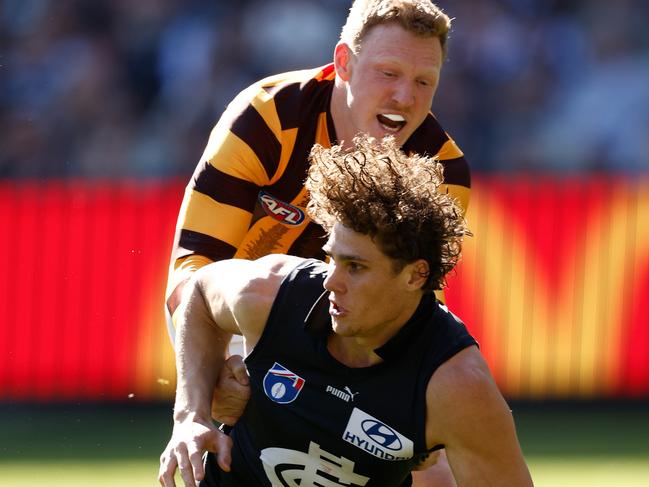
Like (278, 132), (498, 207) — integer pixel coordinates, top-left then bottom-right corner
(1, 0), (648, 177)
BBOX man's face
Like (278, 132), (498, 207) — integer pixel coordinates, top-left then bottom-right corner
(322, 223), (420, 343)
(335, 23), (443, 147)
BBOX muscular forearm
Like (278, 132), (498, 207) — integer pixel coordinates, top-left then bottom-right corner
(160, 271), (239, 486)
(173, 279), (232, 422)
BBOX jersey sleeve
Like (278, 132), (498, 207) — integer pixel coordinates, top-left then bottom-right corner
(166, 83), (283, 307)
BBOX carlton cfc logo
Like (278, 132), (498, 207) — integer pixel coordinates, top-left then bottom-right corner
(263, 362), (305, 404)
(258, 191), (305, 226)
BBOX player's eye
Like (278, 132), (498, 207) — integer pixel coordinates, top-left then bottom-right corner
(348, 262), (364, 272)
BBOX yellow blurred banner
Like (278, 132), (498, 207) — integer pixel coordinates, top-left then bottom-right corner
(446, 175), (649, 398)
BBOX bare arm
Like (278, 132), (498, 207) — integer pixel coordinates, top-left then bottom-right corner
(426, 346), (533, 487)
(165, 255), (252, 426)
(159, 255), (304, 486)
(159, 261), (240, 487)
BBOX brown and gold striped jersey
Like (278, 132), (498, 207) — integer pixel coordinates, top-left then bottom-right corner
(167, 63), (470, 306)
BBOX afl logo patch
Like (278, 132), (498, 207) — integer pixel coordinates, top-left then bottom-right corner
(258, 191), (305, 226)
(263, 362), (305, 404)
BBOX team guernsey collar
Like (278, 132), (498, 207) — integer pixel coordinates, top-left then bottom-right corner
(373, 293), (435, 361)
(303, 287), (436, 362)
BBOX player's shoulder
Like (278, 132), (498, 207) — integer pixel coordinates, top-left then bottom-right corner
(238, 254), (307, 296)
(259, 65), (333, 90)
(410, 113), (448, 141)
(233, 255), (307, 330)
(426, 345), (500, 422)
(405, 113), (463, 158)
(220, 65), (333, 135)
(195, 255), (303, 294)
(254, 254), (307, 278)
(236, 65), (332, 107)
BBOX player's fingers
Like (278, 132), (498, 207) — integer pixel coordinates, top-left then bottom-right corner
(225, 354), (249, 386)
(175, 443), (197, 487)
(188, 443), (206, 482)
(213, 431), (233, 472)
(158, 448), (178, 487)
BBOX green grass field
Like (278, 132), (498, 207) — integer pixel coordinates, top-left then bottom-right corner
(1, 401), (648, 486)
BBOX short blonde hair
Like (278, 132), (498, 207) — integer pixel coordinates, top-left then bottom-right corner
(340, 0), (452, 58)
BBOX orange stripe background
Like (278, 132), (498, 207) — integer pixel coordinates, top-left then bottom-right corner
(1, 176), (647, 401)
(446, 175), (649, 398)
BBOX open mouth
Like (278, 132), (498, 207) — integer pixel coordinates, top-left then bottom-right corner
(330, 300), (348, 317)
(377, 113), (406, 133)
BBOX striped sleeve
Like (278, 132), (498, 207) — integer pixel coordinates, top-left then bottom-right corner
(173, 83), (283, 263)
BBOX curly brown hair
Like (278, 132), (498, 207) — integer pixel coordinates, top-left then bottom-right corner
(306, 135), (469, 292)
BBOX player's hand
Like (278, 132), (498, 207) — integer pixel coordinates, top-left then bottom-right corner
(211, 354), (251, 425)
(158, 417), (232, 487)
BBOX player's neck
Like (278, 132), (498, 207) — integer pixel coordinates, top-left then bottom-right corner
(327, 295), (422, 368)
(329, 83), (354, 148)
(327, 334), (383, 368)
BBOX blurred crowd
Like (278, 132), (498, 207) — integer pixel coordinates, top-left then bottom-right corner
(1, 0), (648, 178)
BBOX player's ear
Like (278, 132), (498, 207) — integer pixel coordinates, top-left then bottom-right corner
(334, 42), (354, 81)
(405, 259), (429, 291)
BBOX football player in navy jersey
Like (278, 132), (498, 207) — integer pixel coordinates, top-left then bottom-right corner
(159, 136), (532, 487)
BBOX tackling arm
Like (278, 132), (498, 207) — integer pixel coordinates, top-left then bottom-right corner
(161, 260), (249, 487)
(159, 255), (304, 486)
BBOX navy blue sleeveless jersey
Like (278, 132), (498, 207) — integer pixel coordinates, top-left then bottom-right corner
(202, 259), (477, 486)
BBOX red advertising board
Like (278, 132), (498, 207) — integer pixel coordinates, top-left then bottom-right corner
(1, 176), (647, 400)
